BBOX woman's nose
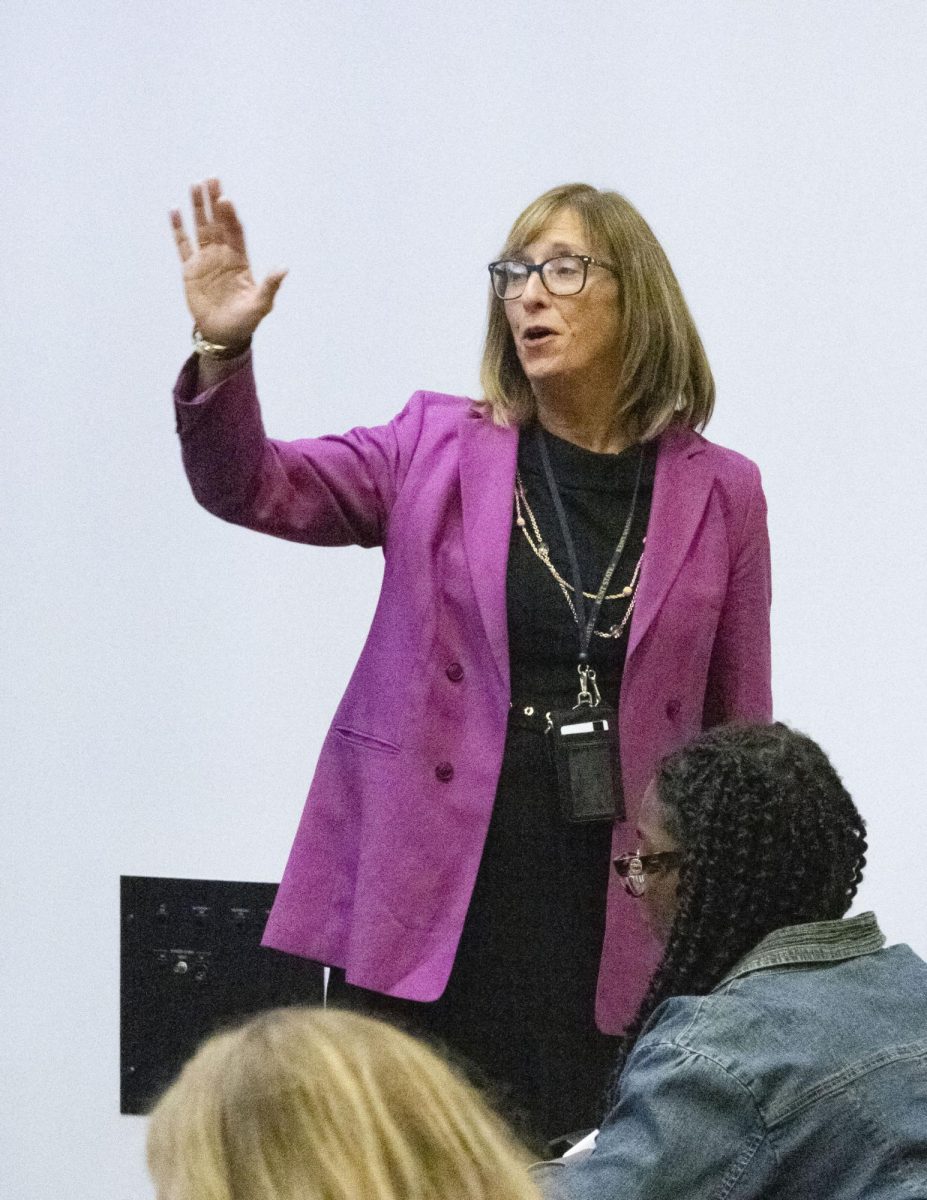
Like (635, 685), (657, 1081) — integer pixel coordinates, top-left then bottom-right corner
(520, 269), (549, 307)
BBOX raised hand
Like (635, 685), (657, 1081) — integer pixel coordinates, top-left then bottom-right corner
(170, 178), (287, 348)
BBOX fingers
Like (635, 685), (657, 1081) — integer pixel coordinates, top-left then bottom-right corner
(170, 208), (193, 263)
(212, 193), (247, 257)
(171, 177), (265, 284)
(190, 179), (208, 232)
(257, 268), (288, 312)
(193, 177), (221, 245)
(182, 176), (244, 251)
(170, 178), (215, 260)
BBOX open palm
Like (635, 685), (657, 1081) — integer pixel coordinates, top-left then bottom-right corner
(170, 177), (287, 346)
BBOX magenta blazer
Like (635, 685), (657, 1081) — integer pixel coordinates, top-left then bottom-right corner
(174, 355), (772, 1032)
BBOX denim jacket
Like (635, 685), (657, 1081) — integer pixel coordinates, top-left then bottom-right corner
(536, 913), (927, 1199)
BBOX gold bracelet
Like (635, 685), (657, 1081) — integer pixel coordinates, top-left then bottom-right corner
(191, 325), (252, 360)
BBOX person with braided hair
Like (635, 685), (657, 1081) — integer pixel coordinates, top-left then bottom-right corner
(536, 722), (927, 1199)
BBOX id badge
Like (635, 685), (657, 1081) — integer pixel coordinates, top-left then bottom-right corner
(546, 703), (624, 823)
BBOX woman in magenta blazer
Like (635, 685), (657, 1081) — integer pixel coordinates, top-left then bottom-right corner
(170, 179), (771, 1141)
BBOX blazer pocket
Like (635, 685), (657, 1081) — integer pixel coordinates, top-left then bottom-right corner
(332, 726), (401, 755)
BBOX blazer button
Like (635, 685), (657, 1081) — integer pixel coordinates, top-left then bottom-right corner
(435, 762), (454, 783)
(445, 662), (464, 683)
(666, 698), (681, 720)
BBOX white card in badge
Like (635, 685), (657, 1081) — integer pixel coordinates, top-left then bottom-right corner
(559, 716), (611, 736)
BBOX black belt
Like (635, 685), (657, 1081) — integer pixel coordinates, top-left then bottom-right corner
(507, 699), (567, 731)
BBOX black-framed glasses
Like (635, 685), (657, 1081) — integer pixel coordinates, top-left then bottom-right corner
(487, 255), (618, 300)
(613, 850), (683, 898)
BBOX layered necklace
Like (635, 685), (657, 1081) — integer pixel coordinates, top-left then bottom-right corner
(513, 456), (646, 642)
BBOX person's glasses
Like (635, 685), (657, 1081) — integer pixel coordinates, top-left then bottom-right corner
(487, 255), (617, 300)
(612, 850), (683, 898)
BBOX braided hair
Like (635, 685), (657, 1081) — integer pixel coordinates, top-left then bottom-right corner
(608, 722), (867, 1093)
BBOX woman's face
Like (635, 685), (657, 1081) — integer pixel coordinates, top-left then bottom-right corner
(636, 782), (682, 941)
(503, 207), (622, 398)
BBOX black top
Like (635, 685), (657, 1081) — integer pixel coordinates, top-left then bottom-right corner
(507, 424), (657, 707)
(438, 425), (658, 1136)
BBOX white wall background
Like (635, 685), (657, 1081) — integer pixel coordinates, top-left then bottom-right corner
(3, 2), (926, 1196)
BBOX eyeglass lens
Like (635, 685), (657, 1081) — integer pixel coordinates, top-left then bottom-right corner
(627, 855), (646, 896)
(491, 256), (587, 299)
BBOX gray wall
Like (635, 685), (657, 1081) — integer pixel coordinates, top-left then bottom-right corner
(3, 3), (926, 1196)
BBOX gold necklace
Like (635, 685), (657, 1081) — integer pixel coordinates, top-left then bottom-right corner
(514, 471), (645, 640)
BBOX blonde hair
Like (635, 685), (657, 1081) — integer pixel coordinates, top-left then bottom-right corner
(479, 182), (715, 440)
(147, 1007), (542, 1200)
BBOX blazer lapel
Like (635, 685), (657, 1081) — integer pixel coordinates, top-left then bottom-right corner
(626, 426), (715, 661)
(458, 407), (519, 690)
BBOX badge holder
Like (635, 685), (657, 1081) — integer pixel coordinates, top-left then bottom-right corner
(534, 425), (637, 826)
(546, 665), (624, 823)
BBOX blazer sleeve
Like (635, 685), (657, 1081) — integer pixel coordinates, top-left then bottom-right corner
(172, 353), (418, 549)
(703, 460), (772, 726)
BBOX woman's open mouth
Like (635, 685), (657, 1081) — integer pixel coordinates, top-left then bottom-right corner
(522, 326), (557, 347)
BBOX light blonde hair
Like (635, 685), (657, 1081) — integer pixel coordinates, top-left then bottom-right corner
(479, 182), (715, 440)
(147, 1007), (542, 1200)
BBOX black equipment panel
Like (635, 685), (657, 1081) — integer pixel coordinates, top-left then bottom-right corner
(120, 875), (324, 1114)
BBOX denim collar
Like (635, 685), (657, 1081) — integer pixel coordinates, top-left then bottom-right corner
(717, 912), (885, 987)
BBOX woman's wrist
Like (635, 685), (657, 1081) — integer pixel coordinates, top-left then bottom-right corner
(192, 325), (253, 360)
(194, 344), (251, 392)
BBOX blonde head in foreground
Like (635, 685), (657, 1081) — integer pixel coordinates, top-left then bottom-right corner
(147, 1006), (542, 1200)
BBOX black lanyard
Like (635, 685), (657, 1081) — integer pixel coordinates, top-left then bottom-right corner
(535, 424), (644, 665)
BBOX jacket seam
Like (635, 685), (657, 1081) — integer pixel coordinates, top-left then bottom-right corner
(741, 460), (762, 552)
(766, 1039), (927, 1127)
(644, 1038), (771, 1124)
(716, 1129), (767, 1200)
